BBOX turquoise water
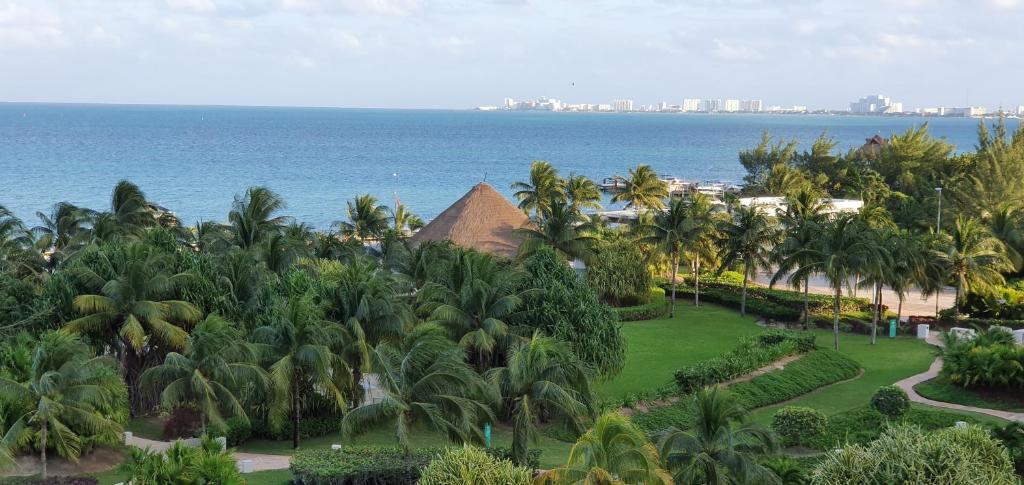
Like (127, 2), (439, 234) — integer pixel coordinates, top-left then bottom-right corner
(0, 103), (1010, 228)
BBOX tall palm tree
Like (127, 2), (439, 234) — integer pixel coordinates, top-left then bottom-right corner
(539, 412), (672, 485)
(884, 230), (927, 324)
(487, 332), (593, 466)
(0, 205), (37, 276)
(391, 204), (424, 236)
(564, 174), (603, 214)
(987, 203), (1024, 272)
(658, 387), (778, 485)
(140, 315), (268, 432)
(419, 250), (535, 370)
(0, 333), (124, 479)
(252, 293), (351, 449)
(682, 193), (721, 308)
(103, 180), (156, 240)
(858, 227), (893, 345)
(611, 164), (668, 211)
(717, 205), (778, 316)
(642, 196), (688, 318)
(939, 216), (1013, 315)
(512, 160), (565, 219)
(33, 202), (91, 267)
(341, 324), (494, 451)
(64, 244), (202, 411)
(771, 189), (827, 327)
(516, 200), (597, 264)
(340, 194), (390, 241)
(227, 186), (290, 249)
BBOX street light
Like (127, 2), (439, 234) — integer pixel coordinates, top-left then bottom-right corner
(935, 186), (942, 317)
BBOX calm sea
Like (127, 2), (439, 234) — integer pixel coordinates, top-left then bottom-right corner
(0, 103), (1013, 228)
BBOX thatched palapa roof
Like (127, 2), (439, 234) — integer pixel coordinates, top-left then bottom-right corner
(409, 182), (529, 258)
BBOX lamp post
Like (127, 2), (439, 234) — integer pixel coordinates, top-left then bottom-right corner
(935, 187), (942, 317)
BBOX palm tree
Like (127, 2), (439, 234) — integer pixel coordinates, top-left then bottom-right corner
(252, 293), (351, 449)
(682, 193), (721, 308)
(227, 186), (290, 249)
(642, 196), (688, 318)
(611, 164), (668, 211)
(939, 216), (1013, 315)
(391, 204), (424, 236)
(419, 250), (535, 370)
(102, 180), (156, 240)
(883, 230), (927, 326)
(340, 194), (390, 241)
(341, 324), (494, 451)
(564, 174), (603, 214)
(487, 332), (593, 466)
(516, 200), (597, 264)
(0, 333), (124, 479)
(717, 205), (778, 316)
(0, 205), (37, 276)
(64, 243), (202, 411)
(771, 189), (827, 327)
(512, 160), (565, 219)
(539, 412), (672, 485)
(858, 227), (893, 345)
(33, 202), (91, 267)
(140, 315), (268, 432)
(658, 387), (778, 485)
(987, 203), (1024, 272)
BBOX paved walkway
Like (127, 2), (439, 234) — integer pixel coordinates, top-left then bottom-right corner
(893, 334), (1024, 423)
(126, 435), (292, 472)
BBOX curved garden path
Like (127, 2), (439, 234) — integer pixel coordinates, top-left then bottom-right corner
(125, 435), (292, 472)
(893, 334), (1024, 423)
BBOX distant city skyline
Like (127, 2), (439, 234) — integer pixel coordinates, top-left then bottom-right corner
(1, 0), (1023, 109)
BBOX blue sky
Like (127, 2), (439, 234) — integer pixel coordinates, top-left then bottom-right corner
(0, 0), (1021, 109)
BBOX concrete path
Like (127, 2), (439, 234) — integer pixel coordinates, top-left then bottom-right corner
(893, 334), (1024, 423)
(125, 435), (292, 472)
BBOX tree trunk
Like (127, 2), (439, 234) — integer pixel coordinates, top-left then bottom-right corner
(803, 275), (810, 329)
(694, 258), (701, 307)
(40, 421), (47, 480)
(955, 281), (962, 317)
(292, 378), (300, 449)
(897, 297), (903, 325)
(870, 282), (879, 345)
(741, 262), (750, 316)
(669, 248), (678, 318)
(833, 286), (841, 351)
(512, 397), (529, 467)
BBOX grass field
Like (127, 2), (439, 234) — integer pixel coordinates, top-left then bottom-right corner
(595, 303), (762, 400)
(915, 375), (1024, 413)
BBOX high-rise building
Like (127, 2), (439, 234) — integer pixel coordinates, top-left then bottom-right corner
(503, 98), (515, 110)
(700, 99), (721, 112)
(850, 94), (901, 114)
(613, 99), (634, 112)
(723, 99), (740, 112)
(682, 99), (701, 112)
(1016, 105), (1024, 116)
(739, 99), (763, 112)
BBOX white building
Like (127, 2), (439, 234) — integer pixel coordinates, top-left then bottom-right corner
(740, 197), (864, 217)
(740, 99), (763, 112)
(850, 94), (901, 114)
(701, 99), (721, 112)
(682, 99), (701, 112)
(613, 99), (634, 112)
(503, 98), (515, 109)
(1017, 106), (1024, 116)
(946, 106), (986, 117)
(723, 99), (741, 112)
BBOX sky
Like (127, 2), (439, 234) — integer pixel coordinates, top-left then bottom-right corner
(0, 0), (1022, 110)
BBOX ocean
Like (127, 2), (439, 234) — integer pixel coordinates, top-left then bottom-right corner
(0, 103), (1013, 229)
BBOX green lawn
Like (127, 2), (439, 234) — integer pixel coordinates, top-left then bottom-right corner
(915, 375), (1024, 413)
(595, 303), (762, 400)
(126, 415), (164, 440)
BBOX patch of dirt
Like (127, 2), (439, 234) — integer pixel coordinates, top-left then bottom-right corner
(4, 447), (127, 477)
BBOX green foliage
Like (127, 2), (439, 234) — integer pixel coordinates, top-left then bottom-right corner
(870, 386), (911, 419)
(249, 413), (343, 441)
(0, 273), (34, 330)
(810, 424), (1017, 485)
(773, 407), (828, 447)
(540, 412), (670, 485)
(587, 237), (652, 307)
(611, 287), (667, 321)
(220, 416), (252, 446)
(991, 422), (1024, 475)
(819, 406), (989, 450)
(673, 330), (816, 393)
(418, 445), (533, 485)
(941, 328), (1024, 389)
(483, 447), (542, 470)
(522, 245), (625, 378)
(289, 446), (434, 485)
(121, 435), (244, 485)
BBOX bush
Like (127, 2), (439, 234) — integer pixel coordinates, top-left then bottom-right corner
(673, 330), (816, 393)
(523, 246), (626, 378)
(773, 407), (828, 447)
(587, 238), (652, 307)
(219, 416), (252, 446)
(810, 425), (1017, 484)
(250, 413), (344, 441)
(0, 479), (98, 485)
(611, 287), (667, 321)
(820, 406), (988, 450)
(870, 386), (911, 419)
(121, 435), (243, 484)
(290, 447), (435, 485)
(417, 446), (532, 485)
(483, 447), (542, 470)
(941, 330), (1024, 389)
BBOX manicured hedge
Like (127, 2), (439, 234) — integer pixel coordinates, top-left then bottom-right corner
(634, 350), (860, 433)
(612, 287), (667, 321)
(772, 407), (828, 447)
(674, 286), (801, 321)
(673, 330), (816, 393)
(250, 413), (343, 441)
(291, 447), (435, 485)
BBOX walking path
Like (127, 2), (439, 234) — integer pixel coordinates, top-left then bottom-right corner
(126, 434), (292, 472)
(893, 334), (1024, 423)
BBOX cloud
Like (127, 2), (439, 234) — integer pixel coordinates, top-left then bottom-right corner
(330, 30), (361, 49)
(0, 2), (64, 47)
(89, 26), (122, 46)
(434, 36), (473, 52)
(165, 0), (218, 13)
(280, 0), (420, 15)
(987, 0), (1021, 8)
(711, 38), (759, 61)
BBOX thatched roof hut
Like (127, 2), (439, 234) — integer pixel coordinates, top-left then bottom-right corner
(409, 182), (529, 258)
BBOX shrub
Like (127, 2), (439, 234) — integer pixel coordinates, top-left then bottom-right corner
(121, 435), (243, 484)
(162, 406), (202, 440)
(523, 245), (626, 378)
(587, 238), (652, 307)
(820, 406), (989, 450)
(673, 330), (816, 393)
(417, 445), (532, 485)
(0, 479), (98, 485)
(941, 330), (1024, 389)
(483, 447), (542, 470)
(810, 424), (1017, 485)
(219, 416), (252, 446)
(250, 413), (343, 441)
(772, 407), (828, 447)
(611, 287), (667, 321)
(290, 447), (434, 485)
(870, 386), (910, 419)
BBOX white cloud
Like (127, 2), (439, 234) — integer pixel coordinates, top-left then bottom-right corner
(331, 30), (361, 49)
(279, 0), (419, 15)
(89, 26), (122, 46)
(0, 2), (64, 47)
(987, 0), (1021, 8)
(434, 35), (473, 52)
(711, 38), (759, 61)
(286, 54), (318, 69)
(165, 0), (218, 13)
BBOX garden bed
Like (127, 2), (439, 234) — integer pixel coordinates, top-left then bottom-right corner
(610, 287), (667, 321)
(914, 376), (1024, 413)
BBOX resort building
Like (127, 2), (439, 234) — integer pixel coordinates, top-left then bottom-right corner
(408, 182), (529, 259)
